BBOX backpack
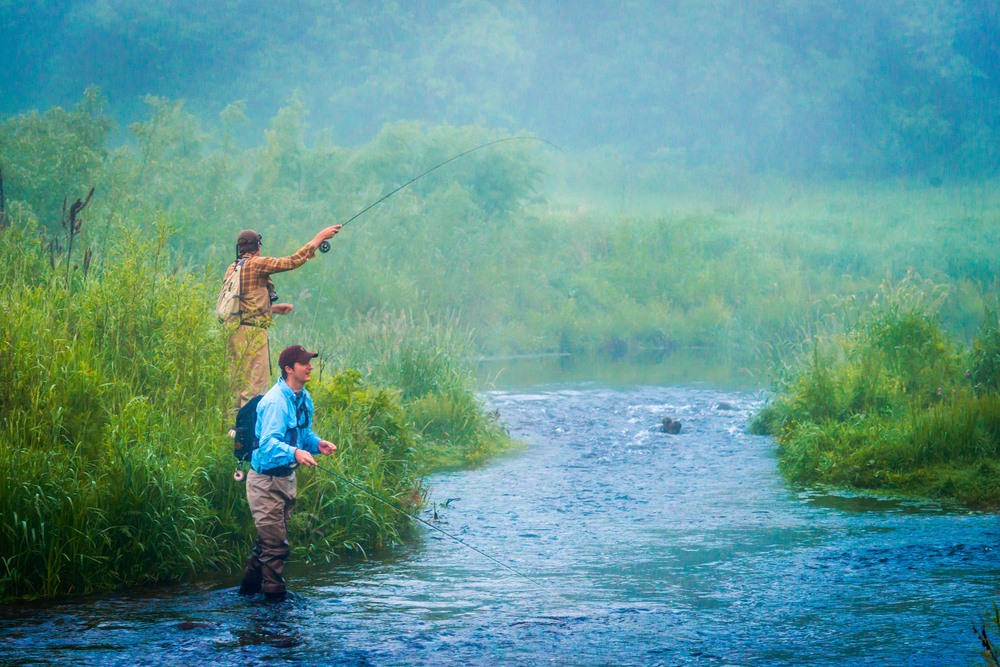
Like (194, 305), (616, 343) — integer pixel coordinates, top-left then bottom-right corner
(215, 257), (248, 323)
(233, 394), (263, 463)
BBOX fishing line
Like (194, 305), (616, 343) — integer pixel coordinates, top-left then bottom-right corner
(306, 135), (588, 612)
(318, 135), (561, 252)
(311, 461), (584, 611)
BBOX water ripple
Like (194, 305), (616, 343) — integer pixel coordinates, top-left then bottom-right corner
(1, 384), (996, 666)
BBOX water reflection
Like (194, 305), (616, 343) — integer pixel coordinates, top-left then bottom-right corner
(799, 490), (949, 515)
(222, 596), (306, 649)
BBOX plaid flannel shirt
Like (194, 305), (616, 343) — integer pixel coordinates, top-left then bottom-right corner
(224, 243), (316, 326)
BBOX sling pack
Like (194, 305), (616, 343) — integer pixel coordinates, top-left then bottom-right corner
(232, 394), (263, 463)
(215, 257), (248, 323)
(232, 394), (301, 464)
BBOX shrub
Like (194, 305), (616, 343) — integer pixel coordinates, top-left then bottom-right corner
(752, 277), (1000, 506)
(0, 219), (467, 600)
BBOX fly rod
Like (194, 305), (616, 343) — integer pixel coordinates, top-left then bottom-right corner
(318, 135), (560, 252)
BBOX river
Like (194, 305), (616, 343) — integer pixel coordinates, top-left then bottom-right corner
(1, 363), (997, 665)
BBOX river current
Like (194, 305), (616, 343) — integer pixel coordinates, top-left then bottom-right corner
(2, 383), (998, 666)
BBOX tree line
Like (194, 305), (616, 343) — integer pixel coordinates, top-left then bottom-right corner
(2, 0), (999, 178)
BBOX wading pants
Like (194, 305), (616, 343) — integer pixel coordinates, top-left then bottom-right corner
(228, 324), (270, 410)
(242, 469), (296, 596)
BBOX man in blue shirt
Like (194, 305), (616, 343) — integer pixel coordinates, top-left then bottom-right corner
(239, 345), (337, 599)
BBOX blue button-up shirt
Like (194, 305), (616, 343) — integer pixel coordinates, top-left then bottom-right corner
(252, 378), (322, 473)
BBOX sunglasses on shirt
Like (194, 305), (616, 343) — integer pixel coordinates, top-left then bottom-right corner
(295, 398), (310, 429)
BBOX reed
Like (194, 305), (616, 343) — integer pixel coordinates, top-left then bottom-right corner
(0, 216), (508, 601)
(975, 602), (1000, 667)
(751, 277), (1000, 507)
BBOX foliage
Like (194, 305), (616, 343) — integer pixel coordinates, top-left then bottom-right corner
(0, 213), (512, 601)
(969, 298), (1000, 394)
(6, 1), (1000, 177)
(6, 91), (1000, 370)
(750, 277), (1000, 507)
(6, 92), (1000, 369)
(0, 86), (110, 231)
(305, 310), (515, 470)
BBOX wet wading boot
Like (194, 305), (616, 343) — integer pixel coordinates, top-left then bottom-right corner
(239, 567), (263, 595)
(239, 544), (264, 595)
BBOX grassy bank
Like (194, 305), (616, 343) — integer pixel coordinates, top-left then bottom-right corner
(284, 310), (514, 471)
(750, 276), (1000, 507)
(0, 220), (514, 601)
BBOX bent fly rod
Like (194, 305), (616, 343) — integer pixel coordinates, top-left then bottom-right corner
(317, 135), (560, 252)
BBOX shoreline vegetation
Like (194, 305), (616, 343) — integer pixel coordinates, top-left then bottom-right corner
(0, 222), (512, 602)
(3, 92), (1000, 601)
(750, 275), (1000, 509)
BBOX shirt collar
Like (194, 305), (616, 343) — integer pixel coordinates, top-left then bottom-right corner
(278, 377), (307, 402)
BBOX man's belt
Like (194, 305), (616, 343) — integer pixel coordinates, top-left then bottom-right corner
(259, 466), (294, 477)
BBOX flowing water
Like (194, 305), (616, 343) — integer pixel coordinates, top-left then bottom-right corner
(2, 376), (998, 666)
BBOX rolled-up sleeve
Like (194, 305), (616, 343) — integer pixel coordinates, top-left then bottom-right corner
(253, 244), (316, 275)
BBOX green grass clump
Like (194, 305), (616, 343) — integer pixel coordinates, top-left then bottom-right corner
(301, 310), (516, 471)
(751, 276), (1000, 507)
(0, 218), (512, 601)
(0, 220), (242, 599)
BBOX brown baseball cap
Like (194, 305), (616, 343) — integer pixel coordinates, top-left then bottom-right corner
(236, 229), (261, 253)
(237, 229), (261, 244)
(279, 345), (318, 371)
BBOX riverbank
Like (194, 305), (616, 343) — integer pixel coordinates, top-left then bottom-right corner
(750, 275), (1000, 508)
(0, 223), (515, 601)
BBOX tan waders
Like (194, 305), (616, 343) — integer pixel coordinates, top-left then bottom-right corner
(228, 325), (270, 410)
(240, 469), (296, 599)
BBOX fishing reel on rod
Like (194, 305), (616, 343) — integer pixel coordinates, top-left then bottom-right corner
(318, 240), (331, 253)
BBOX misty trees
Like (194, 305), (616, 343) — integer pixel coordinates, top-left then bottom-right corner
(0, 86), (109, 231)
(5, 0), (1000, 177)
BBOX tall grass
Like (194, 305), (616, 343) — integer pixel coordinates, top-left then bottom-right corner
(0, 217), (511, 601)
(281, 310), (515, 471)
(751, 276), (1000, 507)
(0, 219), (241, 598)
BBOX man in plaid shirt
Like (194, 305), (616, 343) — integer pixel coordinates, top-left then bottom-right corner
(226, 224), (341, 409)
